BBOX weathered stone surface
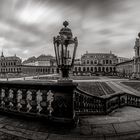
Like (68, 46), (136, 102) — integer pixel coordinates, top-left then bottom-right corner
(91, 124), (116, 136)
(48, 134), (104, 140)
(80, 125), (92, 135)
(31, 131), (49, 140)
(0, 125), (34, 139)
(113, 122), (140, 134)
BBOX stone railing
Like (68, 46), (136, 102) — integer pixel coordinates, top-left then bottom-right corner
(0, 81), (77, 124)
(74, 88), (140, 115)
(0, 80), (140, 124)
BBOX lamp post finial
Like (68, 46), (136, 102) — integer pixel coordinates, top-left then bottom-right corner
(63, 21), (69, 27)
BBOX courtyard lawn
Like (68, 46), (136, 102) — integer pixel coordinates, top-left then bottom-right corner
(78, 82), (115, 96)
(122, 82), (140, 92)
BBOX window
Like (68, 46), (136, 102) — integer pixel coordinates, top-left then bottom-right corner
(83, 61), (85, 64)
(87, 60), (89, 64)
(106, 60), (108, 64)
(78, 67), (81, 71)
(94, 60), (98, 64)
(83, 67), (86, 72)
(90, 60), (93, 65)
(95, 67), (97, 72)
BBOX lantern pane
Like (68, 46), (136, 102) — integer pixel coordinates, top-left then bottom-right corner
(67, 43), (75, 65)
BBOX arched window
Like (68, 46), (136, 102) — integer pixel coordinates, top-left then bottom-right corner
(106, 60), (109, 64)
(83, 61), (85, 64)
(83, 67), (86, 72)
(95, 67), (97, 72)
(78, 67), (81, 71)
(94, 60), (98, 65)
(87, 60), (89, 64)
(106, 67), (109, 72)
(48, 69), (50, 73)
(90, 60), (93, 65)
(91, 67), (93, 71)
(87, 67), (89, 71)
(113, 67), (116, 72)
(98, 67), (101, 72)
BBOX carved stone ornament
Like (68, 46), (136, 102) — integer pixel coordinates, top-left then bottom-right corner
(36, 90), (43, 113)
(26, 90), (32, 112)
(17, 90), (22, 111)
(47, 90), (54, 116)
(1, 89), (5, 98)
(1, 89), (5, 107)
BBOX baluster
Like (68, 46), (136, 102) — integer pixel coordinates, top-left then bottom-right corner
(47, 90), (54, 116)
(36, 90), (43, 114)
(4, 88), (9, 109)
(8, 89), (14, 110)
(17, 90), (22, 112)
(26, 90), (32, 112)
(1, 89), (5, 108)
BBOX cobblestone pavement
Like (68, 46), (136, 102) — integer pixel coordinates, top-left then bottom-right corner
(0, 107), (139, 139)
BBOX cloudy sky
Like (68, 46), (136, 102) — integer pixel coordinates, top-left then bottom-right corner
(0, 0), (140, 60)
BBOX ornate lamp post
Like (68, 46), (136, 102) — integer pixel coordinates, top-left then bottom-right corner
(53, 21), (78, 82)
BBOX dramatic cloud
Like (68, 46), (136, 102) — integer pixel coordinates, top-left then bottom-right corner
(0, 0), (139, 60)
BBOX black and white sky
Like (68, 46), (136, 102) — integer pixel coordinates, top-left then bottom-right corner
(0, 0), (140, 59)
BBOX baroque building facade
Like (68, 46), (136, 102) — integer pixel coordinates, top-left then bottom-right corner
(0, 52), (22, 77)
(116, 60), (133, 78)
(0, 51), (133, 77)
(73, 52), (118, 75)
(22, 54), (56, 75)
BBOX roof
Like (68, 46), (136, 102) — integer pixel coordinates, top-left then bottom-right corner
(81, 53), (117, 59)
(116, 59), (133, 66)
(22, 56), (36, 64)
(23, 54), (55, 64)
(37, 54), (54, 61)
(0, 55), (21, 61)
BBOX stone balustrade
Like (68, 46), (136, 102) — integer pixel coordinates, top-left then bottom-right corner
(0, 81), (140, 125)
(74, 88), (140, 115)
(0, 81), (77, 124)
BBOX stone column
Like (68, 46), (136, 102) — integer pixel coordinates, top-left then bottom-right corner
(132, 58), (137, 78)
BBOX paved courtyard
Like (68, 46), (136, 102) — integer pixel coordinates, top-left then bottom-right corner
(0, 107), (140, 139)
